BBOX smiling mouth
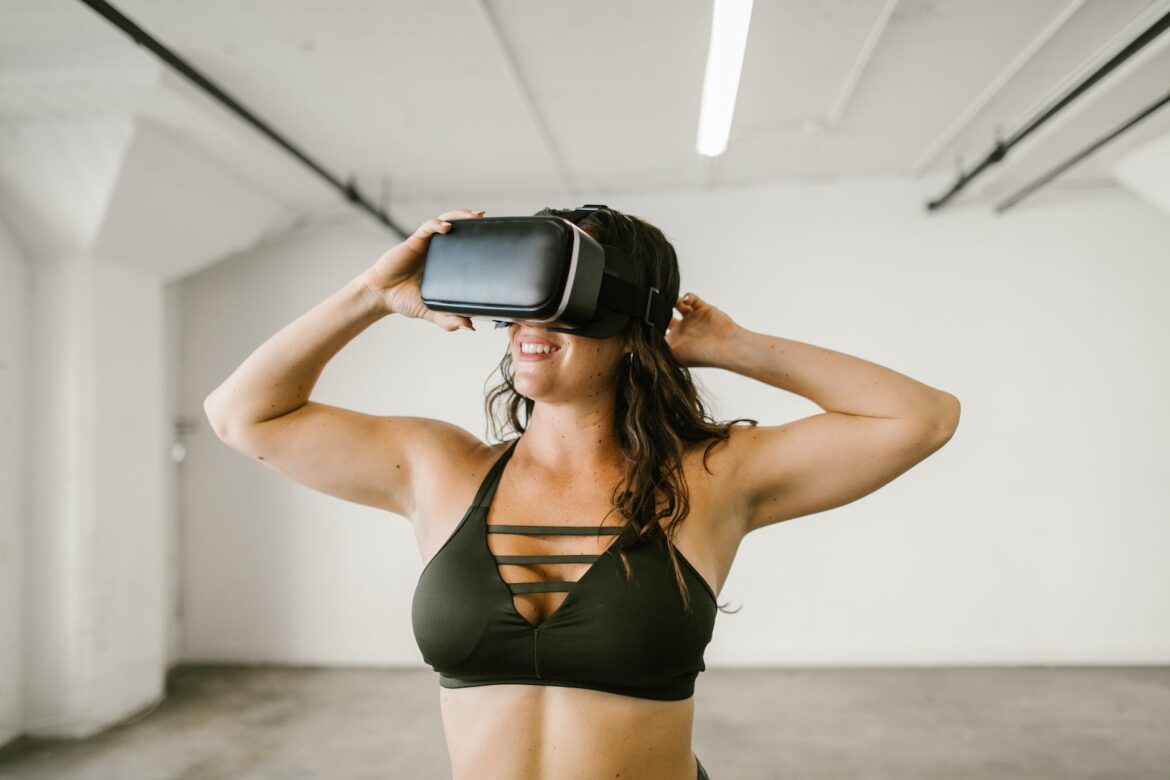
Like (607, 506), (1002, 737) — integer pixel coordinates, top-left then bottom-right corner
(517, 345), (561, 356)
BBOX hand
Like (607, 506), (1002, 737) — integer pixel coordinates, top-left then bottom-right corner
(665, 292), (740, 368)
(359, 209), (486, 331)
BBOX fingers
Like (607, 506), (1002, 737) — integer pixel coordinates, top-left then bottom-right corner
(423, 309), (460, 333)
(419, 209), (487, 240)
(422, 306), (476, 333)
(418, 217), (450, 236)
(438, 209), (487, 221)
(410, 210), (487, 333)
(411, 208), (482, 240)
(676, 291), (699, 313)
(400, 218), (452, 253)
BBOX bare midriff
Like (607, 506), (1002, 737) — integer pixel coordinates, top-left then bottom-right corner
(439, 683), (698, 780)
(419, 439), (741, 780)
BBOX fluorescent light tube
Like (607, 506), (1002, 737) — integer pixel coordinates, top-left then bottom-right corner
(696, 0), (755, 157)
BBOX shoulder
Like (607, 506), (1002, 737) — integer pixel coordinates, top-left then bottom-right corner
(410, 421), (500, 496)
(410, 426), (509, 536)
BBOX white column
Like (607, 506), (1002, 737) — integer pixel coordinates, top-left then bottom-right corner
(22, 253), (169, 737)
(0, 215), (28, 746)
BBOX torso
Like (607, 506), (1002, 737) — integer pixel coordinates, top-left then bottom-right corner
(412, 437), (747, 780)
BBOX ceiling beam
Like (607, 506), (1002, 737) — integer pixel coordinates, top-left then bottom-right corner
(74, 0), (410, 237)
(825, 0), (899, 129)
(925, 2), (1170, 210)
(905, 0), (1088, 178)
(471, 0), (579, 199)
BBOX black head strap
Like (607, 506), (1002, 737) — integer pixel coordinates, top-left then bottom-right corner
(563, 203), (610, 225)
(563, 204), (673, 332)
(598, 269), (670, 331)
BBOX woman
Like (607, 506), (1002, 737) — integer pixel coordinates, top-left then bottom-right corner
(204, 206), (960, 780)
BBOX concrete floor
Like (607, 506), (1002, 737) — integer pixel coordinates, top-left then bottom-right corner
(0, 666), (1166, 779)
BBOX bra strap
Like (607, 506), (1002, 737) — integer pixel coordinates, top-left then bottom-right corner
(486, 524), (625, 535)
(475, 438), (520, 509)
(494, 554), (602, 565)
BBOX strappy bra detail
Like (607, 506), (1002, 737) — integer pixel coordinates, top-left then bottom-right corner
(490, 524), (618, 596)
(411, 436), (718, 701)
(486, 524), (627, 535)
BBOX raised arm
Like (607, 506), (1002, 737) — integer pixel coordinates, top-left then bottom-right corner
(667, 292), (959, 537)
(721, 326), (958, 535)
(203, 209), (486, 519)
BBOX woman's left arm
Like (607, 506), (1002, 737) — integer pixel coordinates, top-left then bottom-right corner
(667, 293), (960, 537)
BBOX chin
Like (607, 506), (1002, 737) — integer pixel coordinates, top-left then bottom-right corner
(512, 372), (549, 397)
(514, 368), (584, 402)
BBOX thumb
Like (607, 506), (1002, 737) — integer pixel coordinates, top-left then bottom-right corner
(431, 311), (473, 332)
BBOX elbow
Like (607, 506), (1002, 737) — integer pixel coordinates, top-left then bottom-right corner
(203, 392), (233, 442)
(931, 392), (960, 443)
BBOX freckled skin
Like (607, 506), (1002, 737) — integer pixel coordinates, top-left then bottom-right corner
(509, 326), (628, 406)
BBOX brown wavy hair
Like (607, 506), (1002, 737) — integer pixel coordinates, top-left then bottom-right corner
(483, 206), (755, 615)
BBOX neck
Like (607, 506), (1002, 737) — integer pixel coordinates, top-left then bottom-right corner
(516, 401), (624, 476)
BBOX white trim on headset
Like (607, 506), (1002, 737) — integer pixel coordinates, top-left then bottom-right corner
(547, 217), (582, 325)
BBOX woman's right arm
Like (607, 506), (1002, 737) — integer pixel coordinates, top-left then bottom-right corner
(203, 210), (486, 520)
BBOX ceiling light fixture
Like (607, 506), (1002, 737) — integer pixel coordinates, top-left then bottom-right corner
(696, 0), (755, 157)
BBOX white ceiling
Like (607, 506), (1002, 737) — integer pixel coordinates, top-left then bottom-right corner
(2, 0), (1170, 216)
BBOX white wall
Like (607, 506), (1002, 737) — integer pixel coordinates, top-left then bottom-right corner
(179, 218), (435, 664)
(0, 215), (27, 746)
(179, 178), (1170, 666)
(1, 113), (296, 744)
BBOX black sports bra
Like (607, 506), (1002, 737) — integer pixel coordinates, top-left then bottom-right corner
(411, 436), (718, 701)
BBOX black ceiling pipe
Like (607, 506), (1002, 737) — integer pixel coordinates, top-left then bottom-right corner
(926, 7), (1170, 213)
(994, 84), (1170, 213)
(76, 0), (409, 238)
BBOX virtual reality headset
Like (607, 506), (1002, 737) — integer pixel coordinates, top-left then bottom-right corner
(419, 204), (677, 339)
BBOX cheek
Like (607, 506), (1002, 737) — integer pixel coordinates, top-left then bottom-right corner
(561, 348), (615, 376)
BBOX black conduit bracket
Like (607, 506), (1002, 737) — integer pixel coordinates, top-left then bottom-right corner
(75, 0), (410, 239)
(926, 7), (1170, 213)
(994, 85), (1170, 213)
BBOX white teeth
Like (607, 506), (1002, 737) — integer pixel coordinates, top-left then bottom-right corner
(521, 343), (559, 354)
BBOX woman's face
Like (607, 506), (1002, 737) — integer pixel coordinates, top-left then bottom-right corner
(506, 323), (628, 403)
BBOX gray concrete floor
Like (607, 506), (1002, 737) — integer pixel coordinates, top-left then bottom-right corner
(0, 666), (1166, 779)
